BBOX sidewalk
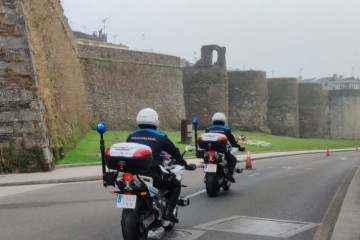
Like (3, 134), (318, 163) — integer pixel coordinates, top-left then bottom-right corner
(0, 149), (359, 240)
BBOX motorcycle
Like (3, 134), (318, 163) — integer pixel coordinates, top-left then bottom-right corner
(96, 121), (195, 240)
(197, 132), (243, 197)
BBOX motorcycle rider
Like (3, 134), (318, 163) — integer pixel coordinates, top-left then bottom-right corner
(126, 108), (196, 223)
(205, 112), (245, 183)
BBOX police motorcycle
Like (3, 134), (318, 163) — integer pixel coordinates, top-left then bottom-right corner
(96, 121), (195, 240)
(192, 117), (243, 197)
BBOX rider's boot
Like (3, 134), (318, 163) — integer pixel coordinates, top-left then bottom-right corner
(226, 173), (236, 183)
(163, 204), (179, 223)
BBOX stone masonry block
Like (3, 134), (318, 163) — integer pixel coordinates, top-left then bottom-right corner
(4, 11), (25, 25)
(0, 125), (13, 133)
(0, 89), (37, 102)
(0, 36), (29, 49)
(24, 133), (48, 148)
(15, 109), (43, 121)
(0, 111), (15, 122)
(9, 62), (33, 75)
(13, 121), (35, 133)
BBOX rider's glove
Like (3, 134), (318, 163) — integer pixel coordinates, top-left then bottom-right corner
(238, 146), (245, 151)
(185, 163), (196, 171)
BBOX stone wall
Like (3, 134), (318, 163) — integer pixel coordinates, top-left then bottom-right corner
(22, 0), (90, 159)
(298, 83), (329, 138)
(228, 70), (269, 132)
(328, 90), (360, 139)
(0, 0), (90, 172)
(183, 45), (228, 129)
(78, 45), (185, 130)
(267, 78), (299, 137)
(0, 0), (51, 171)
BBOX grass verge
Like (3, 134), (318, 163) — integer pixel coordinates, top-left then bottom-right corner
(59, 130), (359, 165)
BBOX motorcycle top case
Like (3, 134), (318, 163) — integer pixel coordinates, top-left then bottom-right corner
(104, 142), (152, 173)
(198, 133), (228, 152)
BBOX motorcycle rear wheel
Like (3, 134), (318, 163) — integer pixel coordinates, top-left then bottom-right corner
(205, 173), (220, 197)
(121, 201), (149, 240)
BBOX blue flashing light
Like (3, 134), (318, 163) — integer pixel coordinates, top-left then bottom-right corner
(192, 117), (199, 125)
(97, 121), (107, 134)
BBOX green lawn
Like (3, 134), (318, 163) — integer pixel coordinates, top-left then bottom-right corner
(58, 130), (359, 165)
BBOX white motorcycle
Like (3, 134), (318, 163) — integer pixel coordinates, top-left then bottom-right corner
(96, 121), (195, 240)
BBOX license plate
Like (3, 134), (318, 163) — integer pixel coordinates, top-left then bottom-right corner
(204, 163), (217, 172)
(117, 194), (137, 209)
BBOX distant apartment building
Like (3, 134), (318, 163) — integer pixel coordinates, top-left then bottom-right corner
(73, 31), (129, 50)
(180, 58), (194, 68)
(300, 74), (360, 90)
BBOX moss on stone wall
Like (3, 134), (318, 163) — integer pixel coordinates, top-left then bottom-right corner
(0, 143), (48, 173)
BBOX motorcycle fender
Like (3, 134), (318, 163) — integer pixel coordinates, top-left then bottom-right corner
(142, 214), (155, 228)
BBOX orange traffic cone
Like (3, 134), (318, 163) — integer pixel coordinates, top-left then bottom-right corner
(245, 151), (253, 169)
(326, 147), (330, 156)
(356, 146), (359, 152)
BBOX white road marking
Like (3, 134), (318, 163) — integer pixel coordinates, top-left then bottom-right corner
(248, 173), (260, 177)
(186, 189), (206, 198)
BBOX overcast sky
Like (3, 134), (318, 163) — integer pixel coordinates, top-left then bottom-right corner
(61, 0), (359, 79)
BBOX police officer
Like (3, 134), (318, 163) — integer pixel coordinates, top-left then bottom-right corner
(127, 108), (196, 223)
(205, 112), (245, 183)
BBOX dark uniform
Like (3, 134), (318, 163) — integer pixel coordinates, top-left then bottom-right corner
(205, 123), (242, 181)
(126, 127), (188, 222)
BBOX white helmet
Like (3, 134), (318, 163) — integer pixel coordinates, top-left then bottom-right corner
(136, 108), (159, 127)
(212, 112), (226, 124)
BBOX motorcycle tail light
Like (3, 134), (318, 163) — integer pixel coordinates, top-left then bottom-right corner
(123, 173), (134, 181)
(207, 151), (215, 157)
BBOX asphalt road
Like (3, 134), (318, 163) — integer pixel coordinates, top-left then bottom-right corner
(0, 152), (358, 240)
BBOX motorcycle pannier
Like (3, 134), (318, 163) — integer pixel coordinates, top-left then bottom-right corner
(198, 133), (228, 152)
(104, 142), (152, 173)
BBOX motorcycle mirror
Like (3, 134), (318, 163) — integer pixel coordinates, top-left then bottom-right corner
(185, 145), (195, 152)
(192, 117), (198, 125)
(96, 121), (107, 134)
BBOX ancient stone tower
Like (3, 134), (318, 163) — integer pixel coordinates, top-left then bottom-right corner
(328, 90), (360, 139)
(267, 78), (299, 137)
(182, 45), (228, 129)
(298, 83), (329, 138)
(228, 70), (269, 132)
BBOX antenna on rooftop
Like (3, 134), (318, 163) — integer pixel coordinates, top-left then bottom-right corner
(101, 17), (109, 34)
(113, 34), (118, 43)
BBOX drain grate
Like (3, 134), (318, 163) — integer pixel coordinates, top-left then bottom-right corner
(194, 216), (320, 238)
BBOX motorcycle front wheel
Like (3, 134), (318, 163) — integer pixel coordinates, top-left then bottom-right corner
(205, 173), (220, 197)
(121, 200), (149, 240)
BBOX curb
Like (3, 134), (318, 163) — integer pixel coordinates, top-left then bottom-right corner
(0, 176), (102, 187)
